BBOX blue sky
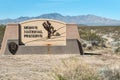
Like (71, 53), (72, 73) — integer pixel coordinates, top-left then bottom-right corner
(0, 0), (120, 20)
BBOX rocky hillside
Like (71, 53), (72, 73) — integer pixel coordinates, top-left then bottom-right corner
(1, 13), (120, 26)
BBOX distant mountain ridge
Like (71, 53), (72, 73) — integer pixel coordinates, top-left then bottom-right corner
(0, 13), (120, 26)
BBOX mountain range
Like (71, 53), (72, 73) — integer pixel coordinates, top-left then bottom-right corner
(0, 13), (120, 26)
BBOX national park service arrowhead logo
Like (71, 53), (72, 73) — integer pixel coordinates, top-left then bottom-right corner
(8, 42), (18, 55)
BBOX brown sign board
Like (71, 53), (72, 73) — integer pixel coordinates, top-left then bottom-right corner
(20, 19), (66, 46)
(0, 19), (83, 55)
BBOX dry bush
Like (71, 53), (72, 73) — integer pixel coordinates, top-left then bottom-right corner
(55, 63), (120, 80)
(78, 26), (120, 48)
(54, 57), (101, 80)
(112, 47), (120, 54)
(0, 25), (6, 48)
(60, 66), (101, 80)
(100, 66), (120, 80)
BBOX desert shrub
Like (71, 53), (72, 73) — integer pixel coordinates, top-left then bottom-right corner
(55, 65), (101, 80)
(56, 74), (66, 80)
(78, 26), (120, 36)
(82, 43), (87, 48)
(78, 26), (120, 48)
(100, 67), (120, 80)
(55, 65), (120, 80)
(91, 41), (100, 46)
(111, 41), (120, 47)
(112, 47), (120, 54)
(0, 25), (6, 48)
(86, 43), (93, 50)
(79, 29), (102, 42)
(99, 42), (107, 48)
(116, 47), (120, 53)
(79, 28), (104, 48)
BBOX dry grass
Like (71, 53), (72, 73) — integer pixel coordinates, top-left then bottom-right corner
(54, 58), (101, 80)
(0, 50), (120, 80)
(100, 66), (120, 80)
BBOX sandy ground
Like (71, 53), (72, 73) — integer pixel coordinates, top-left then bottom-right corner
(0, 49), (120, 80)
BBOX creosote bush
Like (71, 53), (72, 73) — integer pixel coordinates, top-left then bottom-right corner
(78, 26), (120, 49)
(79, 28), (103, 43)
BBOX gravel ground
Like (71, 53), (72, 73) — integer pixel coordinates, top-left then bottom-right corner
(0, 49), (120, 80)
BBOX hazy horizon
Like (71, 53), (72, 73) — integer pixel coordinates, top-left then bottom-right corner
(1, 13), (120, 21)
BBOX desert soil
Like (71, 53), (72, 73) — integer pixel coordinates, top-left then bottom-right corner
(0, 48), (120, 80)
